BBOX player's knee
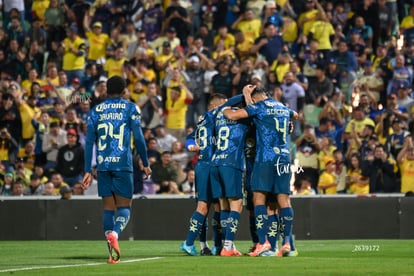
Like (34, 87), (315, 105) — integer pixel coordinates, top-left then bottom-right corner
(196, 202), (209, 215)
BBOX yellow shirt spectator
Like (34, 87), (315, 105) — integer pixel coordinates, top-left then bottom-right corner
(271, 61), (290, 83)
(234, 13), (261, 41)
(62, 31), (86, 71)
(400, 15), (414, 31)
(348, 168), (369, 194)
(299, 9), (319, 36)
(282, 16), (298, 43)
(155, 42), (176, 82)
(85, 23), (110, 61)
(276, 0), (287, 7)
(214, 31), (235, 50)
(399, 156), (414, 193)
(19, 101), (41, 140)
(309, 20), (335, 50)
(32, 0), (50, 22)
(128, 68), (156, 103)
(165, 81), (191, 131)
(345, 115), (375, 150)
(21, 79), (46, 94)
(318, 145), (336, 171)
(104, 58), (127, 78)
(235, 35), (254, 62)
(104, 46), (127, 78)
(318, 170), (337, 194)
(318, 158), (337, 194)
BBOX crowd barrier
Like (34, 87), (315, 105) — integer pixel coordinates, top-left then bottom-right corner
(0, 194), (412, 240)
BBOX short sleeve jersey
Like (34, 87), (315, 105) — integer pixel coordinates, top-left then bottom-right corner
(212, 107), (250, 170)
(85, 97), (144, 172)
(245, 98), (293, 163)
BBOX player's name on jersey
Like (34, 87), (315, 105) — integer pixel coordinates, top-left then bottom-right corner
(96, 103), (126, 112)
(97, 155), (121, 164)
(99, 112), (123, 121)
(266, 108), (290, 116)
(215, 118), (237, 125)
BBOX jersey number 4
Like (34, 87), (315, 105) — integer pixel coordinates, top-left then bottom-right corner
(274, 118), (288, 144)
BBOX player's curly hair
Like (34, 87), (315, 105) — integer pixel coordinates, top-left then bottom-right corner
(107, 76), (126, 95)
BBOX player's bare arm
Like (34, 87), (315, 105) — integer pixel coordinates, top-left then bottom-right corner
(242, 84), (256, 105)
(81, 172), (92, 190)
(223, 107), (249, 121)
(223, 84), (255, 120)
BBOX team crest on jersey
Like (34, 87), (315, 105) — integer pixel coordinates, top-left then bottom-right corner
(131, 114), (141, 120)
(264, 101), (277, 107)
(97, 155), (104, 164)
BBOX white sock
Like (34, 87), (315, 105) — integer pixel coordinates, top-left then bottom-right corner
(200, 241), (209, 249)
(223, 240), (233, 251)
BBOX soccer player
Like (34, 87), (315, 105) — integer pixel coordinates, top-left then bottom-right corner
(181, 93), (244, 256)
(244, 125), (259, 253)
(82, 76), (151, 264)
(211, 100), (251, 256)
(223, 85), (298, 257)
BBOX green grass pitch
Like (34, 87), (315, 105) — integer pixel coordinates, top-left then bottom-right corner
(0, 240), (413, 275)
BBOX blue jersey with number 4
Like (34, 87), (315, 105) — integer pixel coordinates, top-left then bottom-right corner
(245, 98), (293, 163)
(212, 108), (250, 170)
(84, 97), (149, 172)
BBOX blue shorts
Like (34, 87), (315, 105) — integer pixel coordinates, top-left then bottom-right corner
(251, 162), (291, 195)
(97, 171), (134, 199)
(211, 166), (243, 199)
(195, 162), (213, 202)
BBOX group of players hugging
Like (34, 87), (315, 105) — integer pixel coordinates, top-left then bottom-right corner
(181, 84), (299, 257)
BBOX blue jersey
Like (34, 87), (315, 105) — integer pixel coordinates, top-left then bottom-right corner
(212, 107), (250, 170)
(186, 95), (244, 164)
(84, 97), (149, 172)
(245, 98), (294, 163)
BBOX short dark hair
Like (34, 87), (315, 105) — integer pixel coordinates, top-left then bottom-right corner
(208, 93), (227, 105)
(251, 86), (268, 98)
(375, 144), (386, 151)
(106, 76), (126, 95)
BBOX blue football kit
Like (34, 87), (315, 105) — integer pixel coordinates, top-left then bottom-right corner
(211, 107), (250, 199)
(84, 97), (149, 198)
(245, 98), (294, 194)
